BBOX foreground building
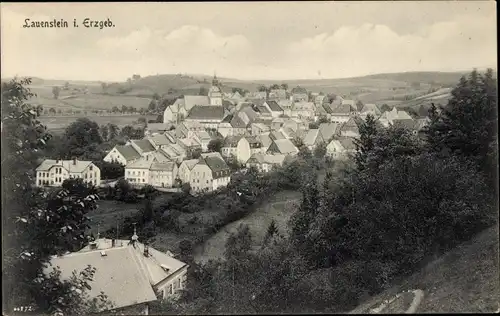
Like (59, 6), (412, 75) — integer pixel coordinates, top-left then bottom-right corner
(45, 231), (188, 315)
(35, 159), (101, 187)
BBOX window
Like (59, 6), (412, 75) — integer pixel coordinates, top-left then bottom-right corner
(94, 172), (97, 178)
(169, 284), (173, 294)
(89, 165), (93, 171)
(85, 174), (88, 179)
(38, 180), (41, 186)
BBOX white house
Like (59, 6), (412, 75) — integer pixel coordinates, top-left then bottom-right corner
(221, 136), (240, 158)
(330, 103), (357, 124)
(236, 136), (263, 164)
(46, 233), (188, 315)
(36, 159), (101, 187)
(326, 137), (357, 160)
(177, 159), (199, 185)
(103, 144), (142, 166)
(124, 158), (153, 186)
(149, 162), (178, 188)
(190, 152), (231, 193)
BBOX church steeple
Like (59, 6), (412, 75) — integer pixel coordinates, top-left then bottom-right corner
(212, 71), (219, 86)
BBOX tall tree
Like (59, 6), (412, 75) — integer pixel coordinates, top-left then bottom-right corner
(1, 78), (108, 314)
(353, 114), (379, 171)
(424, 69), (497, 175)
(62, 118), (103, 159)
(52, 86), (60, 99)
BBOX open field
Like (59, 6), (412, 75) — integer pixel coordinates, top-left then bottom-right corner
(28, 92), (151, 111)
(350, 225), (499, 313)
(193, 190), (301, 263)
(87, 200), (142, 233)
(39, 114), (156, 131)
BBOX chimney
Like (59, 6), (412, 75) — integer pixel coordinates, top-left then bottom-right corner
(73, 157), (77, 165)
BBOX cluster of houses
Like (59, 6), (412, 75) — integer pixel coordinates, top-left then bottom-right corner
(36, 75), (429, 193)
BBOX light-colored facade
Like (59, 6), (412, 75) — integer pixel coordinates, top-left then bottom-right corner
(35, 159), (101, 187)
(236, 136), (263, 164)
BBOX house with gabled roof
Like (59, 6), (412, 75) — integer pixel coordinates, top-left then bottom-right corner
(149, 162), (178, 188)
(302, 129), (324, 150)
(46, 231), (188, 315)
(190, 152), (231, 193)
(148, 134), (175, 150)
(326, 137), (357, 160)
(104, 144), (142, 166)
(178, 137), (202, 157)
(218, 115), (234, 138)
(221, 136), (241, 158)
(246, 153), (287, 173)
(35, 158), (100, 187)
(291, 101), (315, 119)
(360, 103), (382, 119)
(278, 99), (293, 117)
(271, 117), (285, 131)
(318, 123), (341, 142)
(192, 130), (212, 152)
(163, 98), (185, 124)
(266, 138), (299, 156)
(185, 105), (227, 129)
(257, 133), (273, 153)
(379, 107), (413, 127)
(176, 121), (205, 139)
(130, 139), (156, 157)
(330, 101), (358, 124)
(178, 159), (199, 184)
(251, 122), (271, 136)
(291, 86), (308, 102)
(263, 100), (284, 118)
(339, 116), (363, 138)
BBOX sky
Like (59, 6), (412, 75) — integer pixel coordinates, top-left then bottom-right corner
(1, 2), (497, 82)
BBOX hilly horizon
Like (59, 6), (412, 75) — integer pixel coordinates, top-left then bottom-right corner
(3, 69), (496, 87)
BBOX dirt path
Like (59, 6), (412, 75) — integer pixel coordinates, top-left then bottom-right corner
(194, 191), (300, 264)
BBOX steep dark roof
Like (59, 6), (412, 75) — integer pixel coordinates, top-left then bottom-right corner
(266, 100), (283, 112)
(201, 153), (230, 179)
(187, 106), (225, 120)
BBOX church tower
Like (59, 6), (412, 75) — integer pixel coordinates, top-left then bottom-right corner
(208, 73), (223, 106)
